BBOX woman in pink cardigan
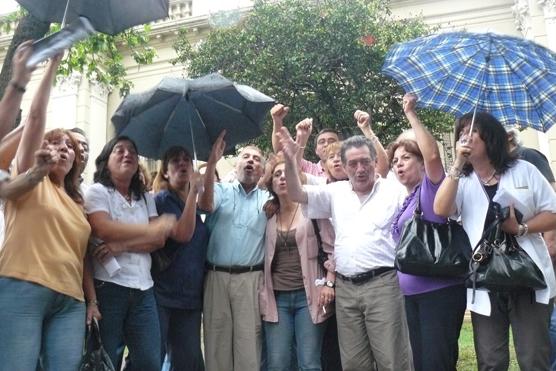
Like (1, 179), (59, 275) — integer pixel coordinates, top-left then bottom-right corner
(260, 156), (336, 371)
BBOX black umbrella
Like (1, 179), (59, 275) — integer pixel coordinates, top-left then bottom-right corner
(15, 0), (169, 35)
(111, 73), (275, 161)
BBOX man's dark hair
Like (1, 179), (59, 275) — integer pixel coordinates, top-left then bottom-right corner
(314, 128), (341, 147)
(340, 135), (377, 165)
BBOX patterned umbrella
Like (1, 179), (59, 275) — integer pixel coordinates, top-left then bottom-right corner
(382, 31), (556, 132)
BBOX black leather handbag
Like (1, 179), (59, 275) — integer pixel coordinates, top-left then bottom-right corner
(466, 202), (546, 302)
(395, 190), (472, 277)
(78, 318), (116, 371)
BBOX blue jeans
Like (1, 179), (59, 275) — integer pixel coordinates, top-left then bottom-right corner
(158, 305), (204, 371)
(405, 284), (466, 371)
(0, 277), (85, 371)
(550, 305), (556, 370)
(95, 280), (161, 371)
(264, 289), (325, 371)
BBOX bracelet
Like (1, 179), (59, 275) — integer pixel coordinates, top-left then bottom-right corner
(10, 81), (26, 93)
(447, 166), (463, 180)
(87, 299), (99, 306)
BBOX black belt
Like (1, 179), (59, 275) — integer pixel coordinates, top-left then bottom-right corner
(336, 267), (394, 285)
(206, 263), (264, 274)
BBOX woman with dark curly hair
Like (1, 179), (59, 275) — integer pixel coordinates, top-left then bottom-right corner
(84, 136), (176, 371)
(434, 111), (556, 370)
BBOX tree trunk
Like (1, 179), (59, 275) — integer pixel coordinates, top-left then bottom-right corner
(0, 14), (50, 100)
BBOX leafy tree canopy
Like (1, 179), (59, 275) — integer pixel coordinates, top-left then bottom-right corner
(172, 0), (454, 158)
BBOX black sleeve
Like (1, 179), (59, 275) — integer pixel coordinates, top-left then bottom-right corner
(520, 147), (555, 183)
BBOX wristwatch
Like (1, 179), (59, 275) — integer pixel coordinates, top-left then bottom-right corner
(517, 223), (529, 237)
(325, 280), (335, 288)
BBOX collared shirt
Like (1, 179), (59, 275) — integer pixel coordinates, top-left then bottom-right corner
(85, 183), (158, 290)
(205, 180), (270, 266)
(301, 159), (326, 178)
(453, 160), (556, 316)
(304, 177), (405, 277)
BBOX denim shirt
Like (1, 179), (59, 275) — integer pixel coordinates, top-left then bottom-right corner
(205, 181), (270, 266)
(153, 190), (208, 310)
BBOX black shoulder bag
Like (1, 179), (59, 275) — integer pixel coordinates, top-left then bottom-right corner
(466, 202), (546, 302)
(395, 188), (472, 277)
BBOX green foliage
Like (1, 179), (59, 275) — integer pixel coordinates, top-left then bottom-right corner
(52, 24), (156, 96)
(172, 0), (454, 156)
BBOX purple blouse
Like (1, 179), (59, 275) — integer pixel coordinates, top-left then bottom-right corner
(393, 174), (464, 296)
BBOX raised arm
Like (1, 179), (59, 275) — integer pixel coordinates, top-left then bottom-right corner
(434, 139), (470, 217)
(15, 54), (62, 173)
(0, 41), (34, 141)
(293, 118), (313, 164)
(276, 126), (308, 204)
(354, 110), (388, 178)
(270, 104), (289, 153)
(403, 93), (444, 183)
(198, 130), (226, 213)
(0, 125), (24, 170)
(171, 171), (203, 243)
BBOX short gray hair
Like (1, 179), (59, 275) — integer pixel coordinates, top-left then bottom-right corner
(340, 135), (377, 165)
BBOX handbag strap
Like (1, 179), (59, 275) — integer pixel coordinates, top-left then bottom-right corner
(469, 215), (505, 303)
(311, 219), (327, 273)
(413, 185), (423, 216)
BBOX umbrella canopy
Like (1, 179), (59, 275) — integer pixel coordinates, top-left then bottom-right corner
(382, 31), (556, 132)
(112, 73), (275, 161)
(15, 0), (169, 35)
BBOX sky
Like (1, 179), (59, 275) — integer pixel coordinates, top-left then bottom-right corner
(0, 1), (18, 15)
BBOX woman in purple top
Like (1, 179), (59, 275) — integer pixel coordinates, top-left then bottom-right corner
(389, 93), (466, 371)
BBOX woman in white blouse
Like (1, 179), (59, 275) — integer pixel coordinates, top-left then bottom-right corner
(84, 136), (176, 370)
(434, 112), (556, 371)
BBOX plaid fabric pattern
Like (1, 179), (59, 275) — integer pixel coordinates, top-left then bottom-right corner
(382, 32), (556, 132)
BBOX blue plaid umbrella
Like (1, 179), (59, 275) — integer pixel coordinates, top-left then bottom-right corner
(382, 31), (556, 132)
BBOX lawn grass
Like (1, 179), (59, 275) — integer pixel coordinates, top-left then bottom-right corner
(457, 319), (519, 370)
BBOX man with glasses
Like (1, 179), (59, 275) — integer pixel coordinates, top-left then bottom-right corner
(199, 140), (269, 371)
(278, 129), (413, 371)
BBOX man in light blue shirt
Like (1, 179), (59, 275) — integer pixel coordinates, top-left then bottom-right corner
(199, 143), (269, 371)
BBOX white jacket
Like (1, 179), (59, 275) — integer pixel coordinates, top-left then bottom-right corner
(454, 160), (556, 316)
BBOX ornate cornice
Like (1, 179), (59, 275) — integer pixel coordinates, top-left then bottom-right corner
(512, 0), (531, 34)
(539, 0), (556, 20)
(56, 72), (82, 94)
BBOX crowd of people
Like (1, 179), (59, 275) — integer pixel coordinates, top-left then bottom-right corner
(0, 45), (556, 371)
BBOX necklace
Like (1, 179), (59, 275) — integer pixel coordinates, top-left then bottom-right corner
(277, 203), (299, 252)
(479, 170), (497, 185)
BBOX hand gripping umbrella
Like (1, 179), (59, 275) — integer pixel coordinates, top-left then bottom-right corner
(111, 73), (275, 162)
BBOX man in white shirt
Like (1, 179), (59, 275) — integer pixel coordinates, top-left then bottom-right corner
(278, 128), (413, 371)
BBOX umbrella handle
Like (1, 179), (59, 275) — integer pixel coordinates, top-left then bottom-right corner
(61, 0), (72, 28)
